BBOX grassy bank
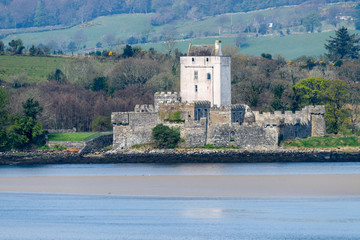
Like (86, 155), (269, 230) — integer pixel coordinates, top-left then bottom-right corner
(48, 132), (112, 142)
(283, 135), (360, 149)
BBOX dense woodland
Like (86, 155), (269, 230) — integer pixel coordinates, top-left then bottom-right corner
(0, 0), (353, 29)
(0, 27), (360, 150)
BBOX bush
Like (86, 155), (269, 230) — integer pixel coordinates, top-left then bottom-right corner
(152, 124), (180, 149)
(92, 116), (112, 131)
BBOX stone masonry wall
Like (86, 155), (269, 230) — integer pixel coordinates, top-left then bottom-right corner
(207, 124), (279, 150)
(112, 112), (160, 150)
(181, 118), (208, 147)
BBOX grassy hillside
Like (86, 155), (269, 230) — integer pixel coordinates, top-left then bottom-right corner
(1, 2), (357, 60)
(137, 30), (360, 60)
(2, 14), (151, 50)
(0, 55), (72, 83)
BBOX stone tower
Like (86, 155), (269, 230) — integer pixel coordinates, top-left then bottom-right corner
(180, 40), (231, 107)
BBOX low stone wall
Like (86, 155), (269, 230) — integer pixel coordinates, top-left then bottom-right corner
(47, 128), (76, 133)
(47, 141), (86, 151)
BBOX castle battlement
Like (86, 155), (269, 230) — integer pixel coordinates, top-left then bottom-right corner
(194, 101), (211, 108)
(253, 105), (325, 125)
(134, 104), (155, 113)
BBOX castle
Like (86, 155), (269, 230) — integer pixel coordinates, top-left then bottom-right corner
(111, 41), (326, 150)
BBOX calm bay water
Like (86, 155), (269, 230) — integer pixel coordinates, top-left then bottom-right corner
(0, 193), (359, 240)
(0, 162), (360, 177)
(1, 163), (360, 239)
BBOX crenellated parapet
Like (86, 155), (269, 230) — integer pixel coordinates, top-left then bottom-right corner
(194, 101), (211, 108)
(154, 92), (180, 112)
(134, 104), (155, 113)
(253, 107), (313, 126)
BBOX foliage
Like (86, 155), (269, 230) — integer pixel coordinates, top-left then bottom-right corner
(0, 87), (9, 150)
(53, 144), (66, 151)
(168, 111), (183, 123)
(22, 98), (43, 120)
(48, 69), (67, 84)
(91, 116), (112, 131)
(293, 77), (350, 134)
(293, 77), (329, 106)
(0, 40), (4, 53)
(283, 135), (360, 148)
(91, 77), (108, 92)
(152, 124), (180, 149)
(8, 39), (25, 54)
(302, 12), (321, 33)
(323, 79), (350, 134)
(7, 114), (46, 149)
(324, 27), (360, 60)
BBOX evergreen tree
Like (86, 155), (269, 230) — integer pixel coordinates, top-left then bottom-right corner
(302, 12), (321, 33)
(324, 27), (360, 60)
(22, 98), (43, 120)
(33, 0), (46, 27)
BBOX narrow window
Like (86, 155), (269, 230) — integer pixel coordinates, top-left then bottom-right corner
(194, 71), (198, 80)
(206, 58), (209, 62)
(195, 85), (198, 92)
(192, 58), (195, 62)
(207, 73), (211, 80)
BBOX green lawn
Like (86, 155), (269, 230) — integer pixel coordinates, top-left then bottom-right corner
(283, 136), (360, 149)
(0, 54), (71, 83)
(48, 132), (112, 142)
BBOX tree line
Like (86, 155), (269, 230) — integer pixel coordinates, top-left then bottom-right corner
(0, 27), (360, 150)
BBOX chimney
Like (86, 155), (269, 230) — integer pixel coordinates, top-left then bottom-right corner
(215, 40), (222, 56)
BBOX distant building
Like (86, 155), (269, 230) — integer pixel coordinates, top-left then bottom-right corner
(111, 41), (326, 150)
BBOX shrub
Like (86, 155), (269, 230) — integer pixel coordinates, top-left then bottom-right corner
(152, 124), (180, 149)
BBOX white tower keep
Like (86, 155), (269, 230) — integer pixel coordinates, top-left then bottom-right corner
(180, 40), (231, 107)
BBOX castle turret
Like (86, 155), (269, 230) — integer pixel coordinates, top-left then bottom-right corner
(309, 105), (326, 136)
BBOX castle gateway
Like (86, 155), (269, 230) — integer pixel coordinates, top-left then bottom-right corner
(111, 41), (326, 150)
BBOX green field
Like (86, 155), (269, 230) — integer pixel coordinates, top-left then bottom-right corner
(283, 136), (360, 149)
(0, 54), (71, 83)
(2, 14), (151, 50)
(137, 30), (360, 60)
(48, 132), (112, 142)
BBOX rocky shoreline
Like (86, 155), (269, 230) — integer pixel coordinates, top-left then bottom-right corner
(0, 148), (360, 165)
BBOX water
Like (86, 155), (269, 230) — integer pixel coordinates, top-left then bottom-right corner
(0, 162), (360, 177)
(1, 163), (360, 239)
(0, 193), (359, 240)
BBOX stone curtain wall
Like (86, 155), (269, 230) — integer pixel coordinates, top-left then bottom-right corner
(111, 92), (326, 151)
(207, 124), (279, 150)
(112, 112), (160, 150)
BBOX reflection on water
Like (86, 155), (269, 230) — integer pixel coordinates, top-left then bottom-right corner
(0, 193), (359, 240)
(0, 162), (360, 177)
